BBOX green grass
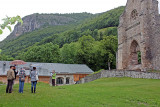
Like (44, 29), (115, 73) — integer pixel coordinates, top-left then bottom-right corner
(90, 69), (104, 75)
(0, 78), (160, 107)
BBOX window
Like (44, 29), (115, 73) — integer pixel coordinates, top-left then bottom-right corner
(66, 78), (70, 84)
(137, 51), (141, 64)
(56, 77), (64, 84)
(131, 9), (138, 20)
(130, 40), (141, 65)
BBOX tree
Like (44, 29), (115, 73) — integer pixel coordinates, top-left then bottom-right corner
(60, 42), (79, 64)
(100, 35), (118, 70)
(22, 43), (60, 63)
(0, 15), (23, 34)
(76, 35), (95, 68)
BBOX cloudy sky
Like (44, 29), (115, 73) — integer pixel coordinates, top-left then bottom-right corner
(0, 0), (159, 41)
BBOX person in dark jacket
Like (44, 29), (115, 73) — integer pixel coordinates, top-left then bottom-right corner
(30, 67), (38, 93)
(19, 68), (26, 93)
(12, 65), (18, 91)
(13, 65), (18, 80)
(6, 66), (15, 93)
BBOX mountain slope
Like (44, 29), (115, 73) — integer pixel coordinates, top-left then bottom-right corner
(0, 6), (125, 58)
(38, 6), (124, 46)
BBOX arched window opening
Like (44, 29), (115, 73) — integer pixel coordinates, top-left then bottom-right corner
(137, 51), (141, 64)
(130, 40), (141, 65)
(56, 77), (64, 84)
(66, 77), (70, 84)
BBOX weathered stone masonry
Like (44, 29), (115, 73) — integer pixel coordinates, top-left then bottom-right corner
(117, 0), (160, 71)
(79, 70), (160, 83)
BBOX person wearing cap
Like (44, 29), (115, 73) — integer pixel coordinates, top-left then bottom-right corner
(6, 66), (15, 93)
(52, 70), (56, 86)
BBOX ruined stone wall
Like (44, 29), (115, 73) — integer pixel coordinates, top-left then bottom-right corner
(79, 70), (160, 84)
(117, 0), (160, 71)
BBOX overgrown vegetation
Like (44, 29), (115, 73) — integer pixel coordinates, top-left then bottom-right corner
(0, 78), (160, 107)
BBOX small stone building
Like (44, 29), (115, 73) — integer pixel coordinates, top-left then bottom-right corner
(0, 61), (93, 85)
(117, 0), (160, 71)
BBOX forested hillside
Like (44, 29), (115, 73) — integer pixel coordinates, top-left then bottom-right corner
(0, 6), (125, 71)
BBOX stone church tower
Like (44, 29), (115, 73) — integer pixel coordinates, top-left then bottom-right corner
(117, 0), (160, 71)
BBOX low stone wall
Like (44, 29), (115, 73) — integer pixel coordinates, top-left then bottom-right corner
(79, 70), (160, 84)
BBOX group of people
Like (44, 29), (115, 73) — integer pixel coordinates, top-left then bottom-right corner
(6, 65), (38, 93)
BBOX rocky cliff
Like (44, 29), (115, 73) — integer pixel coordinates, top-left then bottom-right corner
(5, 13), (92, 40)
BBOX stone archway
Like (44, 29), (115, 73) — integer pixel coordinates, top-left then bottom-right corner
(129, 40), (141, 70)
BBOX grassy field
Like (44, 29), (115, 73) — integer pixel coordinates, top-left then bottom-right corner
(0, 77), (160, 107)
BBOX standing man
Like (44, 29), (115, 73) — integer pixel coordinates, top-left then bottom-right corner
(6, 66), (15, 93)
(52, 70), (56, 86)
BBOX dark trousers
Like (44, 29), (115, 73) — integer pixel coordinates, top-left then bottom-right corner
(6, 80), (13, 93)
(52, 79), (55, 86)
(31, 81), (37, 93)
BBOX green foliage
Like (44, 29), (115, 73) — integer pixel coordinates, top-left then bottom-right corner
(0, 16), (23, 34)
(0, 78), (160, 106)
(0, 54), (14, 61)
(21, 43), (60, 63)
(59, 35), (117, 71)
(60, 42), (79, 64)
(138, 51), (141, 64)
(92, 69), (104, 75)
(0, 29), (2, 34)
(78, 6), (124, 31)
(76, 35), (95, 66)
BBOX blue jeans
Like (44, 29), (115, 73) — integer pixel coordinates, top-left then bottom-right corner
(31, 81), (37, 93)
(19, 80), (24, 93)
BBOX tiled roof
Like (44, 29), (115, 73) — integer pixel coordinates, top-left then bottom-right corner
(0, 61), (94, 76)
